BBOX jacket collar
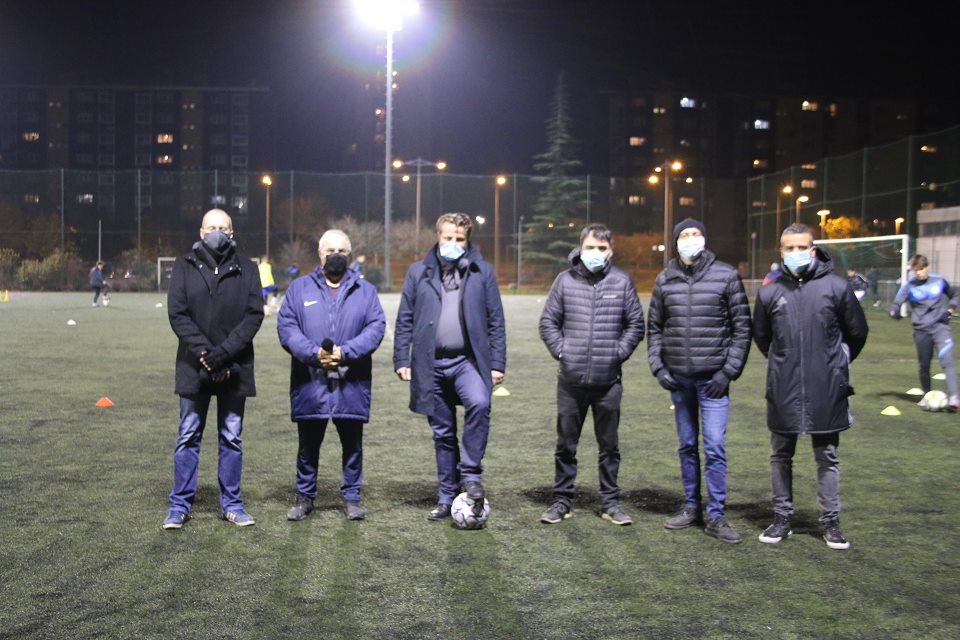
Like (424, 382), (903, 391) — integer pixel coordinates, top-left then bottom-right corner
(781, 246), (834, 283)
(309, 264), (360, 292)
(423, 243), (482, 274)
(664, 249), (716, 281)
(567, 247), (612, 281)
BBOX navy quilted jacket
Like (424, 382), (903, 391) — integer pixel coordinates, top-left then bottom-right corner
(539, 248), (645, 387)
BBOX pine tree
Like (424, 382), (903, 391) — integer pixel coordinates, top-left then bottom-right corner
(525, 71), (591, 264)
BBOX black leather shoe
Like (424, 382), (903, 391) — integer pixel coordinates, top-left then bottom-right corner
(463, 481), (485, 501)
(427, 503), (451, 521)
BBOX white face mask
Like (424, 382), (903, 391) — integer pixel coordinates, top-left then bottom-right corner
(580, 249), (609, 272)
(676, 236), (705, 261)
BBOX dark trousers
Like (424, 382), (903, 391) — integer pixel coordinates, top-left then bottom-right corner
(914, 325), (959, 398)
(295, 419), (364, 502)
(92, 285), (102, 303)
(427, 356), (491, 505)
(553, 379), (623, 509)
(770, 431), (840, 523)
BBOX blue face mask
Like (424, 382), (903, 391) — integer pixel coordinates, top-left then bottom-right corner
(581, 249), (608, 273)
(438, 242), (465, 261)
(783, 250), (813, 274)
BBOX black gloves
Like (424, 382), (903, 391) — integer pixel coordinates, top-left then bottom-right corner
(942, 311), (953, 324)
(656, 369), (680, 391)
(704, 372), (730, 399)
(202, 346), (230, 371)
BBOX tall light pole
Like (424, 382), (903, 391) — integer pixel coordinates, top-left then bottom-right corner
(895, 217), (905, 234)
(776, 185), (793, 244)
(354, 0), (420, 290)
(261, 174), (272, 259)
(395, 157), (446, 258)
(649, 160), (683, 267)
(516, 215), (524, 292)
(494, 175), (507, 282)
(795, 194), (809, 224)
(817, 209), (830, 238)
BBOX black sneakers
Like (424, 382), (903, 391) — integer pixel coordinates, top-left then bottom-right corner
(823, 519), (851, 550)
(664, 505), (702, 530)
(345, 500), (366, 521)
(427, 503), (451, 521)
(287, 495), (315, 521)
(540, 502), (572, 524)
(705, 516), (743, 544)
(601, 504), (633, 526)
(758, 514), (793, 544)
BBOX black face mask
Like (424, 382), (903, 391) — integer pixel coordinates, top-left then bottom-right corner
(202, 230), (232, 255)
(323, 253), (349, 279)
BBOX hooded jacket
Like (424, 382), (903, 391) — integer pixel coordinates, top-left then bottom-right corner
(753, 247), (869, 434)
(168, 242), (264, 397)
(393, 244), (506, 416)
(647, 249), (752, 380)
(278, 266), (386, 422)
(539, 248), (645, 387)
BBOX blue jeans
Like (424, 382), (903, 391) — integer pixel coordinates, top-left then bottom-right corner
(671, 374), (730, 520)
(169, 394), (246, 514)
(427, 356), (491, 505)
(295, 419), (364, 502)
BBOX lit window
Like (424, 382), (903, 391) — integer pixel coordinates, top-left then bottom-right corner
(76, 193), (94, 204)
(628, 136), (646, 147)
(752, 159), (769, 169)
(156, 154), (174, 165)
(801, 163), (817, 170)
(753, 119), (770, 130)
(21, 131), (40, 141)
(896, 113), (910, 121)
(233, 196), (246, 210)
(212, 194), (227, 206)
(627, 195), (642, 206)
(829, 103), (838, 116)
(921, 145), (938, 153)
(801, 179), (817, 189)
(157, 133), (174, 144)
(680, 97), (696, 108)
(801, 101), (819, 111)
(23, 193), (40, 204)
(752, 200), (768, 208)
(679, 197), (696, 207)
(680, 139), (692, 147)
(653, 107), (666, 114)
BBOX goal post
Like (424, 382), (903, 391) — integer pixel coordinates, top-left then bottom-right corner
(815, 234), (911, 303)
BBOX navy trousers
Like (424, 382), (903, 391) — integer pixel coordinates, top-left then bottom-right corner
(295, 418), (364, 502)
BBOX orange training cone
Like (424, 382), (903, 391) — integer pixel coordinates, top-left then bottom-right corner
(95, 397), (114, 407)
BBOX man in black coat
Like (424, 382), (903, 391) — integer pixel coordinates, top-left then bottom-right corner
(753, 223), (868, 550)
(647, 218), (752, 544)
(162, 209), (264, 529)
(538, 224), (645, 526)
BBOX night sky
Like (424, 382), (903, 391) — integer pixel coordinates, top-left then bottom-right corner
(1, 1), (954, 174)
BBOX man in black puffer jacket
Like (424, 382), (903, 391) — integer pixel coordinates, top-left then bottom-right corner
(754, 223), (868, 550)
(538, 224), (645, 526)
(647, 218), (752, 544)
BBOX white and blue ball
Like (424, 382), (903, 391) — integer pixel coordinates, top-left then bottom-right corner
(922, 389), (949, 411)
(450, 492), (490, 529)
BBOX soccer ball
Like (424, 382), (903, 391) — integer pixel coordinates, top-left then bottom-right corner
(921, 390), (949, 411)
(450, 492), (490, 530)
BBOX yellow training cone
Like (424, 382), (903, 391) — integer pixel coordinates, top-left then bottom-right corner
(905, 388), (925, 396)
(880, 405), (901, 416)
(493, 386), (511, 397)
(933, 373), (947, 380)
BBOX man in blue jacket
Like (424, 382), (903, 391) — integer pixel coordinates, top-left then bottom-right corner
(394, 213), (506, 521)
(278, 230), (386, 521)
(163, 209), (264, 529)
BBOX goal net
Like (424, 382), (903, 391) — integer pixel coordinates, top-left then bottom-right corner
(815, 234), (911, 304)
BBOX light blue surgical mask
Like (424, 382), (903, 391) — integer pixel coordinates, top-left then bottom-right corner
(783, 250), (813, 274)
(581, 249), (608, 273)
(438, 242), (465, 261)
(676, 236), (705, 261)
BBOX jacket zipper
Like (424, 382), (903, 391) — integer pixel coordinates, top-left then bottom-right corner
(797, 280), (807, 433)
(585, 281), (599, 382)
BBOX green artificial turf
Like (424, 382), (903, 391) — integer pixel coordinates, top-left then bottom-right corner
(0, 292), (957, 639)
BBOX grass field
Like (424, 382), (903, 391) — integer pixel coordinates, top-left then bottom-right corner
(1, 291), (958, 639)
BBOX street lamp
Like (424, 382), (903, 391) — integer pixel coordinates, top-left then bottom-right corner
(261, 174), (272, 259)
(775, 185), (793, 244)
(817, 209), (830, 237)
(516, 215), (524, 292)
(794, 194), (809, 224)
(895, 217), (905, 234)
(494, 175), (507, 282)
(649, 160), (683, 267)
(395, 158), (446, 257)
(354, 0), (420, 291)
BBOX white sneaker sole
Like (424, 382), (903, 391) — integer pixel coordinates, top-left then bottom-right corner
(825, 538), (851, 550)
(601, 513), (633, 526)
(758, 530), (792, 544)
(540, 512), (572, 524)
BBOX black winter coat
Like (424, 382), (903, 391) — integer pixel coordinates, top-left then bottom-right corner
(539, 249), (645, 387)
(753, 248), (869, 434)
(168, 243), (264, 397)
(647, 250), (752, 380)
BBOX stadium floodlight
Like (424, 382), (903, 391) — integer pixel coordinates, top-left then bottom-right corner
(261, 174), (272, 259)
(354, 0), (420, 291)
(494, 176), (507, 280)
(795, 195), (809, 224)
(651, 160), (683, 267)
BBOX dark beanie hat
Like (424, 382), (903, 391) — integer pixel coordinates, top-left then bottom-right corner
(673, 218), (706, 243)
